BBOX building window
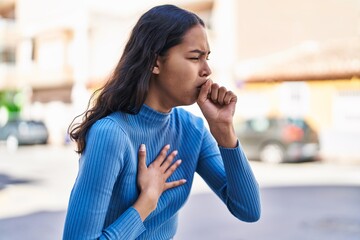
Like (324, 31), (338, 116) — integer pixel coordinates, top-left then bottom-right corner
(0, 47), (16, 64)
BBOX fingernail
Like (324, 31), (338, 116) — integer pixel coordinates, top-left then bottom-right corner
(140, 144), (146, 151)
(173, 150), (178, 156)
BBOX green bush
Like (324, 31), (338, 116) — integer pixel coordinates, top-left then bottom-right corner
(0, 90), (23, 120)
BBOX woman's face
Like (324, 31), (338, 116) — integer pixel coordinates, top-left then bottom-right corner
(146, 24), (212, 112)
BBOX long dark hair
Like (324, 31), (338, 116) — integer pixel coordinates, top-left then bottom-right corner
(69, 4), (205, 153)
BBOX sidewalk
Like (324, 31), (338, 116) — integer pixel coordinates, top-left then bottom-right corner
(319, 130), (360, 164)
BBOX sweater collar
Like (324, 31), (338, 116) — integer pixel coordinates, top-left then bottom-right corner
(138, 104), (172, 124)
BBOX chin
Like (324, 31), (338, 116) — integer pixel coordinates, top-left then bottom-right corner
(177, 93), (198, 106)
(178, 99), (196, 107)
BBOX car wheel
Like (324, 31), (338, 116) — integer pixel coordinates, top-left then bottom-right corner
(6, 135), (19, 152)
(260, 143), (285, 163)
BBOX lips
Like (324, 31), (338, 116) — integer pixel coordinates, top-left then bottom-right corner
(197, 80), (208, 89)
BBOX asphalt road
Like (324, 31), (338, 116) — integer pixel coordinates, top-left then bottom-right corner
(0, 145), (359, 240)
(176, 185), (360, 240)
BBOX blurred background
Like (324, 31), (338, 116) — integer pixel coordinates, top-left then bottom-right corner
(0, 0), (359, 239)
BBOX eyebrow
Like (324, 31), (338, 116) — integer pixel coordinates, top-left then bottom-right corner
(189, 49), (211, 55)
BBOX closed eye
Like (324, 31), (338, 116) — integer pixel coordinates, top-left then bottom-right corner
(188, 49), (211, 60)
(189, 56), (210, 61)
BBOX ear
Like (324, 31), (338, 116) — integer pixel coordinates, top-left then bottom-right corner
(152, 57), (161, 75)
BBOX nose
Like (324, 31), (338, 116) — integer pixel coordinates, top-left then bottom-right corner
(200, 61), (212, 78)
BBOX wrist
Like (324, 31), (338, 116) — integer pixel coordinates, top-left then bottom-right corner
(133, 192), (158, 221)
(209, 123), (238, 148)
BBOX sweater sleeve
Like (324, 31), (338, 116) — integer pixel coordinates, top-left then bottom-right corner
(63, 118), (146, 239)
(196, 128), (261, 222)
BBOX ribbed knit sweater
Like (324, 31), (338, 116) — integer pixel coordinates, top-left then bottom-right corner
(63, 104), (261, 240)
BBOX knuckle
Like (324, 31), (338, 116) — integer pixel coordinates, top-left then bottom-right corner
(172, 165), (179, 171)
(168, 166), (176, 173)
(160, 150), (167, 158)
(211, 83), (219, 89)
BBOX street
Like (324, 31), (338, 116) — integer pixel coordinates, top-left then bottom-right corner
(0, 145), (360, 240)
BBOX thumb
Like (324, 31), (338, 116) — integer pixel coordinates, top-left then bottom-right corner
(138, 144), (147, 169)
(197, 79), (212, 104)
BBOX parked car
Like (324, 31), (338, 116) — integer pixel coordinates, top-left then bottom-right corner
(0, 119), (49, 151)
(235, 117), (320, 163)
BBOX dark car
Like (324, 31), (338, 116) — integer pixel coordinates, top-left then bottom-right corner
(0, 119), (49, 151)
(235, 117), (320, 163)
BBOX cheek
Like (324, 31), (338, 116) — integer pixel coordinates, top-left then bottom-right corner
(177, 64), (198, 84)
(163, 59), (198, 88)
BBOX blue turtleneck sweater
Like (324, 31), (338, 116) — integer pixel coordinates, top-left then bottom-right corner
(63, 105), (261, 240)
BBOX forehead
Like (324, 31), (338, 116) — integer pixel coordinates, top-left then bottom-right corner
(178, 25), (210, 52)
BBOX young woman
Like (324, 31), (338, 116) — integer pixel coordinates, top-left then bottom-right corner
(63, 4), (261, 240)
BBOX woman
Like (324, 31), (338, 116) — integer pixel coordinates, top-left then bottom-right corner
(63, 4), (261, 240)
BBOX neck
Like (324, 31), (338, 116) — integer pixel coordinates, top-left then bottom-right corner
(145, 89), (174, 113)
